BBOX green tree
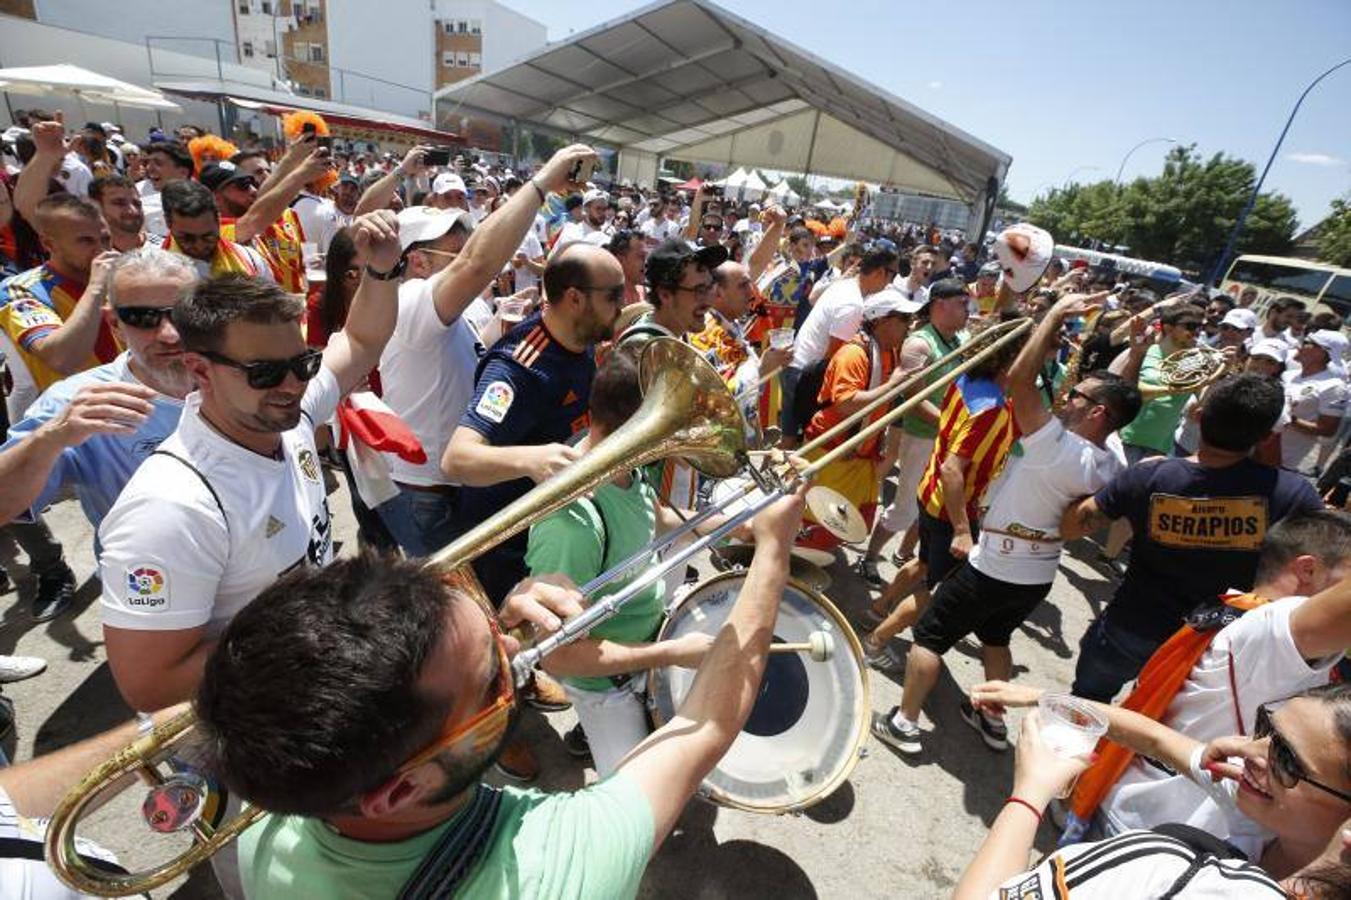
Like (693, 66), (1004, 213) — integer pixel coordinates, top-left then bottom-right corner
(785, 175), (813, 204)
(1317, 197), (1351, 267)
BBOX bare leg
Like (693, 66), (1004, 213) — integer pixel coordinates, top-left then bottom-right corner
(980, 643), (1013, 683)
(864, 521), (895, 562)
(897, 521), (918, 559)
(870, 556), (925, 618)
(899, 644), (942, 721)
(869, 583), (932, 645)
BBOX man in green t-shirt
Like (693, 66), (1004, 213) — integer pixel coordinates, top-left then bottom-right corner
(195, 478), (806, 899)
(527, 346), (734, 776)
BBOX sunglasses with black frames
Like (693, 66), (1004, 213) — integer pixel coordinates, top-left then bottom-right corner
(1255, 703), (1351, 804)
(114, 305), (176, 330)
(200, 348), (324, 390)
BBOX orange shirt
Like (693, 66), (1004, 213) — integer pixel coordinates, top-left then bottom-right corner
(804, 337), (895, 460)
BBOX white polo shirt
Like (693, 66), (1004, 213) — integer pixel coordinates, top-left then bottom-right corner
(790, 277), (864, 370)
(378, 277), (481, 486)
(1280, 367), (1347, 470)
(97, 367), (340, 638)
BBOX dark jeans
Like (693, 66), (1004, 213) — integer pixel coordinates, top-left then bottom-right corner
(778, 366), (805, 439)
(336, 454), (398, 554)
(917, 506), (980, 589)
(5, 518), (65, 576)
(377, 486), (460, 558)
(1071, 615), (1163, 702)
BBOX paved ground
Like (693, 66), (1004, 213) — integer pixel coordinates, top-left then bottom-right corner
(1, 479), (1119, 899)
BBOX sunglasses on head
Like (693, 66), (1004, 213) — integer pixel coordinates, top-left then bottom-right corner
(114, 305), (176, 330)
(400, 595), (515, 773)
(200, 348), (323, 390)
(1254, 703), (1351, 804)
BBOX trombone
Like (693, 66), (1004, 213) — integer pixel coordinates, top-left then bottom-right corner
(44, 320), (1031, 897)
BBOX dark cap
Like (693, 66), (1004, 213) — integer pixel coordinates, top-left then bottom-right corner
(198, 161), (255, 192)
(644, 238), (729, 290)
(928, 277), (968, 302)
(338, 173), (360, 187)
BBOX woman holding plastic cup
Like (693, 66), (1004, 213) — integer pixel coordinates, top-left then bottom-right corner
(955, 681), (1351, 899)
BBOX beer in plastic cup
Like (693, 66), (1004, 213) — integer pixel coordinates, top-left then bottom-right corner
(769, 327), (795, 351)
(1037, 693), (1107, 798)
(499, 297), (530, 326)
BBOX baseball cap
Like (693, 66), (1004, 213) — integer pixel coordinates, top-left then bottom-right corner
(644, 238), (729, 290)
(1219, 308), (1258, 331)
(1249, 339), (1288, 362)
(338, 173), (360, 187)
(431, 172), (466, 195)
(992, 223), (1054, 293)
(583, 188), (610, 206)
(1306, 329), (1348, 359)
(862, 285), (924, 321)
(395, 205), (474, 250)
(978, 261), (1002, 278)
(199, 161), (255, 192)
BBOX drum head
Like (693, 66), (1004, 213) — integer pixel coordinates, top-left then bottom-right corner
(648, 572), (869, 813)
(714, 543), (831, 592)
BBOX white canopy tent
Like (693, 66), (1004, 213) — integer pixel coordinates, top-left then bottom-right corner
(768, 179), (801, 206)
(434, 0), (1009, 235)
(0, 64), (180, 111)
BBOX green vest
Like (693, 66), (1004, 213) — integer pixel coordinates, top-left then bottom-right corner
(901, 324), (965, 439)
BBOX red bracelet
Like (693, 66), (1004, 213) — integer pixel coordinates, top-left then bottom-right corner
(1005, 796), (1043, 823)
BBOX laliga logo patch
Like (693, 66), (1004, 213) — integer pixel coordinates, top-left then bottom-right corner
(297, 448), (321, 483)
(126, 565), (169, 609)
(476, 381), (515, 424)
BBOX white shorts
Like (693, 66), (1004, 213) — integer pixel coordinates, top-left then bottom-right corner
(563, 679), (651, 777)
(879, 432), (935, 534)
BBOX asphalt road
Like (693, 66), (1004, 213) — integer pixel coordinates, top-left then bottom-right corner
(0, 479), (1117, 899)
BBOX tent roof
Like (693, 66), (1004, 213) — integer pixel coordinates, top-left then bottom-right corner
(433, 0), (1009, 204)
(0, 64), (180, 110)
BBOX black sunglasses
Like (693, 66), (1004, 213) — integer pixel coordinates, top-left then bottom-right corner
(1255, 704), (1351, 804)
(1068, 386), (1100, 406)
(114, 305), (176, 330)
(200, 348), (323, 390)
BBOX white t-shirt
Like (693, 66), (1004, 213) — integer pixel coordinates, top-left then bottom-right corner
(1280, 368), (1347, 470)
(551, 220), (608, 256)
(789, 277), (864, 369)
(0, 787), (120, 900)
(1104, 595), (1339, 859)
(991, 826), (1285, 899)
(291, 194), (345, 254)
(891, 276), (930, 308)
(55, 152), (92, 197)
(971, 417), (1125, 584)
(97, 367), (340, 638)
(137, 180), (166, 239)
(640, 217), (680, 244)
(378, 277), (481, 486)
(510, 230), (544, 294)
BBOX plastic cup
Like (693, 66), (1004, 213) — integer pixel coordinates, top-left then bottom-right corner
(499, 297), (531, 325)
(769, 327), (795, 351)
(1037, 693), (1107, 758)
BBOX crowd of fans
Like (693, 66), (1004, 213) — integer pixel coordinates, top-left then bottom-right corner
(0, 106), (1348, 899)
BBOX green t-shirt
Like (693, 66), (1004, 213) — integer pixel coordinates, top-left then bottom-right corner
(237, 773), (655, 899)
(1118, 344), (1190, 454)
(525, 477), (664, 692)
(901, 324), (965, 439)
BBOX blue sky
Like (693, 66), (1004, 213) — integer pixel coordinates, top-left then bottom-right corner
(503, 0), (1351, 229)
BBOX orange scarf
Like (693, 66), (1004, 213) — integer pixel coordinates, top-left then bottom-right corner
(1069, 591), (1270, 820)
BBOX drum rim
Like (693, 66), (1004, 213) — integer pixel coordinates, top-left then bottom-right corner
(647, 569), (871, 815)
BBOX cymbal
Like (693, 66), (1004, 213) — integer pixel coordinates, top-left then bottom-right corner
(713, 544), (832, 592)
(806, 486), (868, 543)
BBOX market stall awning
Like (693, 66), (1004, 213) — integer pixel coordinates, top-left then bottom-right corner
(0, 64), (180, 110)
(433, 0), (1009, 208)
(155, 80), (461, 145)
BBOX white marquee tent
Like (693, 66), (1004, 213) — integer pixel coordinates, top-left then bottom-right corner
(433, 0), (1010, 235)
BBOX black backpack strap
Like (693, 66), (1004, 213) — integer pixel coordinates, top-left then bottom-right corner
(150, 450), (228, 534)
(397, 785), (503, 900)
(0, 835), (135, 879)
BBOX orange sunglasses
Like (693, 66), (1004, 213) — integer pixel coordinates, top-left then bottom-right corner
(399, 596), (516, 773)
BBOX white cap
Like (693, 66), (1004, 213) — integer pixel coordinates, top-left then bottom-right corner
(1306, 329), (1349, 360)
(1249, 339), (1288, 362)
(583, 188), (610, 206)
(862, 285), (924, 321)
(395, 206), (474, 250)
(431, 172), (467, 195)
(120, 142), (141, 155)
(1220, 308), (1258, 331)
(992, 223), (1054, 293)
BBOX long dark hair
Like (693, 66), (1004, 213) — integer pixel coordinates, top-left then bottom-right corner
(319, 227), (358, 341)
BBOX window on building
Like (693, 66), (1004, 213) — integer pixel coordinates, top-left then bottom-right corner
(242, 41), (254, 58)
(296, 85), (310, 96)
(238, 2), (250, 14)
(470, 19), (481, 34)
(442, 51), (453, 67)
(313, 87), (326, 98)
(260, 0), (271, 13)
(442, 21), (453, 34)
(469, 52), (481, 67)
(457, 20), (468, 33)
(456, 51), (470, 67)
(309, 43), (325, 62)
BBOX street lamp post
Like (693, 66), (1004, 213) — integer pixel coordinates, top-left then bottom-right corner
(1114, 137), (1177, 185)
(1208, 56), (1351, 284)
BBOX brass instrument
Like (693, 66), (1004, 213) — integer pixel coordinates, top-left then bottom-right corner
(1054, 307), (1103, 412)
(43, 324), (1033, 896)
(1159, 345), (1231, 392)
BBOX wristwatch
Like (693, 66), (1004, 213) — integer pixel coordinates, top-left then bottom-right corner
(365, 258), (407, 281)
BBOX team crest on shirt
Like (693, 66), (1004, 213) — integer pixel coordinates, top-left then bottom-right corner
(476, 381), (515, 423)
(297, 448), (321, 483)
(11, 299), (53, 330)
(125, 565), (169, 610)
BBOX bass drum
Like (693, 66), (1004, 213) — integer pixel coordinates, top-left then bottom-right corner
(647, 571), (869, 814)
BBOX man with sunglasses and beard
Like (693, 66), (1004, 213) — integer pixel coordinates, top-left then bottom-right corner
(196, 489), (807, 900)
(94, 211), (403, 716)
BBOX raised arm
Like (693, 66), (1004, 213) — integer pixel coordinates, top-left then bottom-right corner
(26, 251), (119, 375)
(232, 149), (331, 244)
(354, 146), (427, 217)
(428, 144), (597, 327)
(617, 487), (806, 851)
(14, 119), (65, 225)
(319, 211), (402, 395)
(1288, 574), (1351, 661)
(745, 205), (786, 282)
(1008, 292), (1107, 435)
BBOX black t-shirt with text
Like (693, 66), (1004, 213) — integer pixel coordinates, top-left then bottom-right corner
(1094, 457), (1321, 641)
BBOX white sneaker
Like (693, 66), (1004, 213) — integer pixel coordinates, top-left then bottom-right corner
(0, 655), (47, 684)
